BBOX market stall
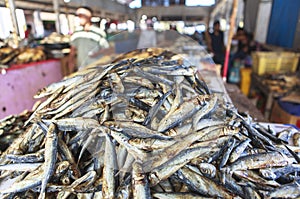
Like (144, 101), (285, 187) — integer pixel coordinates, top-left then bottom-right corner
(0, 0), (300, 198)
(0, 47), (299, 199)
(0, 28), (71, 120)
(249, 51), (300, 126)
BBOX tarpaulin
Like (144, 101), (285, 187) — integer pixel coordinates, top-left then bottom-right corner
(266, 0), (300, 48)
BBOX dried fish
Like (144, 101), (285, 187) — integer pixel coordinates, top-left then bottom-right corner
(1, 47), (300, 199)
(293, 133), (300, 147)
(223, 151), (293, 173)
(38, 123), (58, 199)
(132, 161), (151, 199)
(102, 134), (118, 198)
(177, 166), (234, 198)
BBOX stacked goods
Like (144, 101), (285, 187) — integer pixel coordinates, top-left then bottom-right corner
(13, 47), (46, 65)
(40, 33), (70, 52)
(0, 111), (32, 152)
(0, 48), (300, 198)
(0, 47), (22, 65)
(40, 32), (70, 45)
(261, 74), (300, 94)
(0, 47), (46, 66)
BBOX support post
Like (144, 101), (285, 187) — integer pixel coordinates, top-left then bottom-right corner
(222, 0), (238, 82)
(5, 0), (19, 47)
(53, 0), (61, 33)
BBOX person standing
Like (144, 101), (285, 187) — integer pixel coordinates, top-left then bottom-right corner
(137, 23), (157, 49)
(25, 24), (32, 39)
(207, 20), (225, 66)
(68, 6), (110, 72)
(24, 24), (34, 45)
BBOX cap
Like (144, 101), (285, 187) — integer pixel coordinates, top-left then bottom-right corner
(76, 7), (92, 18)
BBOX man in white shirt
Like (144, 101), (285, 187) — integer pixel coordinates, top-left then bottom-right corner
(69, 6), (110, 71)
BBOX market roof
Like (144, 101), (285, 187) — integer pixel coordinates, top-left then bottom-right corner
(0, 0), (221, 20)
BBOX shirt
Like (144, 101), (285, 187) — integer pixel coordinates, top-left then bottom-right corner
(137, 29), (157, 49)
(70, 25), (109, 70)
(209, 31), (224, 55)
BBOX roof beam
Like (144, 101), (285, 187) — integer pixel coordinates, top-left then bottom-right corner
(0, 0), (134, 20)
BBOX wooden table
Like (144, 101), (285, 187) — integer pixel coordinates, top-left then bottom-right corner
(198, 69), (267, 122)
(225, 83), (268, 122)
(250, 73), (285, 120)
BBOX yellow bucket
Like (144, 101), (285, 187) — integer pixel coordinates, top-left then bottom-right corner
(240, 68), (252, 96)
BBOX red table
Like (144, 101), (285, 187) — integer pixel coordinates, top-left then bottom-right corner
(0, 59), (63, 119)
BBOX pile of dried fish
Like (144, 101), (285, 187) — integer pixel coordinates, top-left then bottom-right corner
(40, 32), (70, 45)
(0, 111), (32, 152)
(261, 73), (300, 94)
(0, 47), (22, 65)
(0, 47), (46, 66)
(0, 48), (300, 199)
(13, 48), (46, 65)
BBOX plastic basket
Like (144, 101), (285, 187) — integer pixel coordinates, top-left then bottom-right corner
(280, 52), (300, 72)
(252, 52), (300, 75)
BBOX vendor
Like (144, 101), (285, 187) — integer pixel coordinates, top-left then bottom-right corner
(207, 20), (225, 67)
(68, 6), (110, 72)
